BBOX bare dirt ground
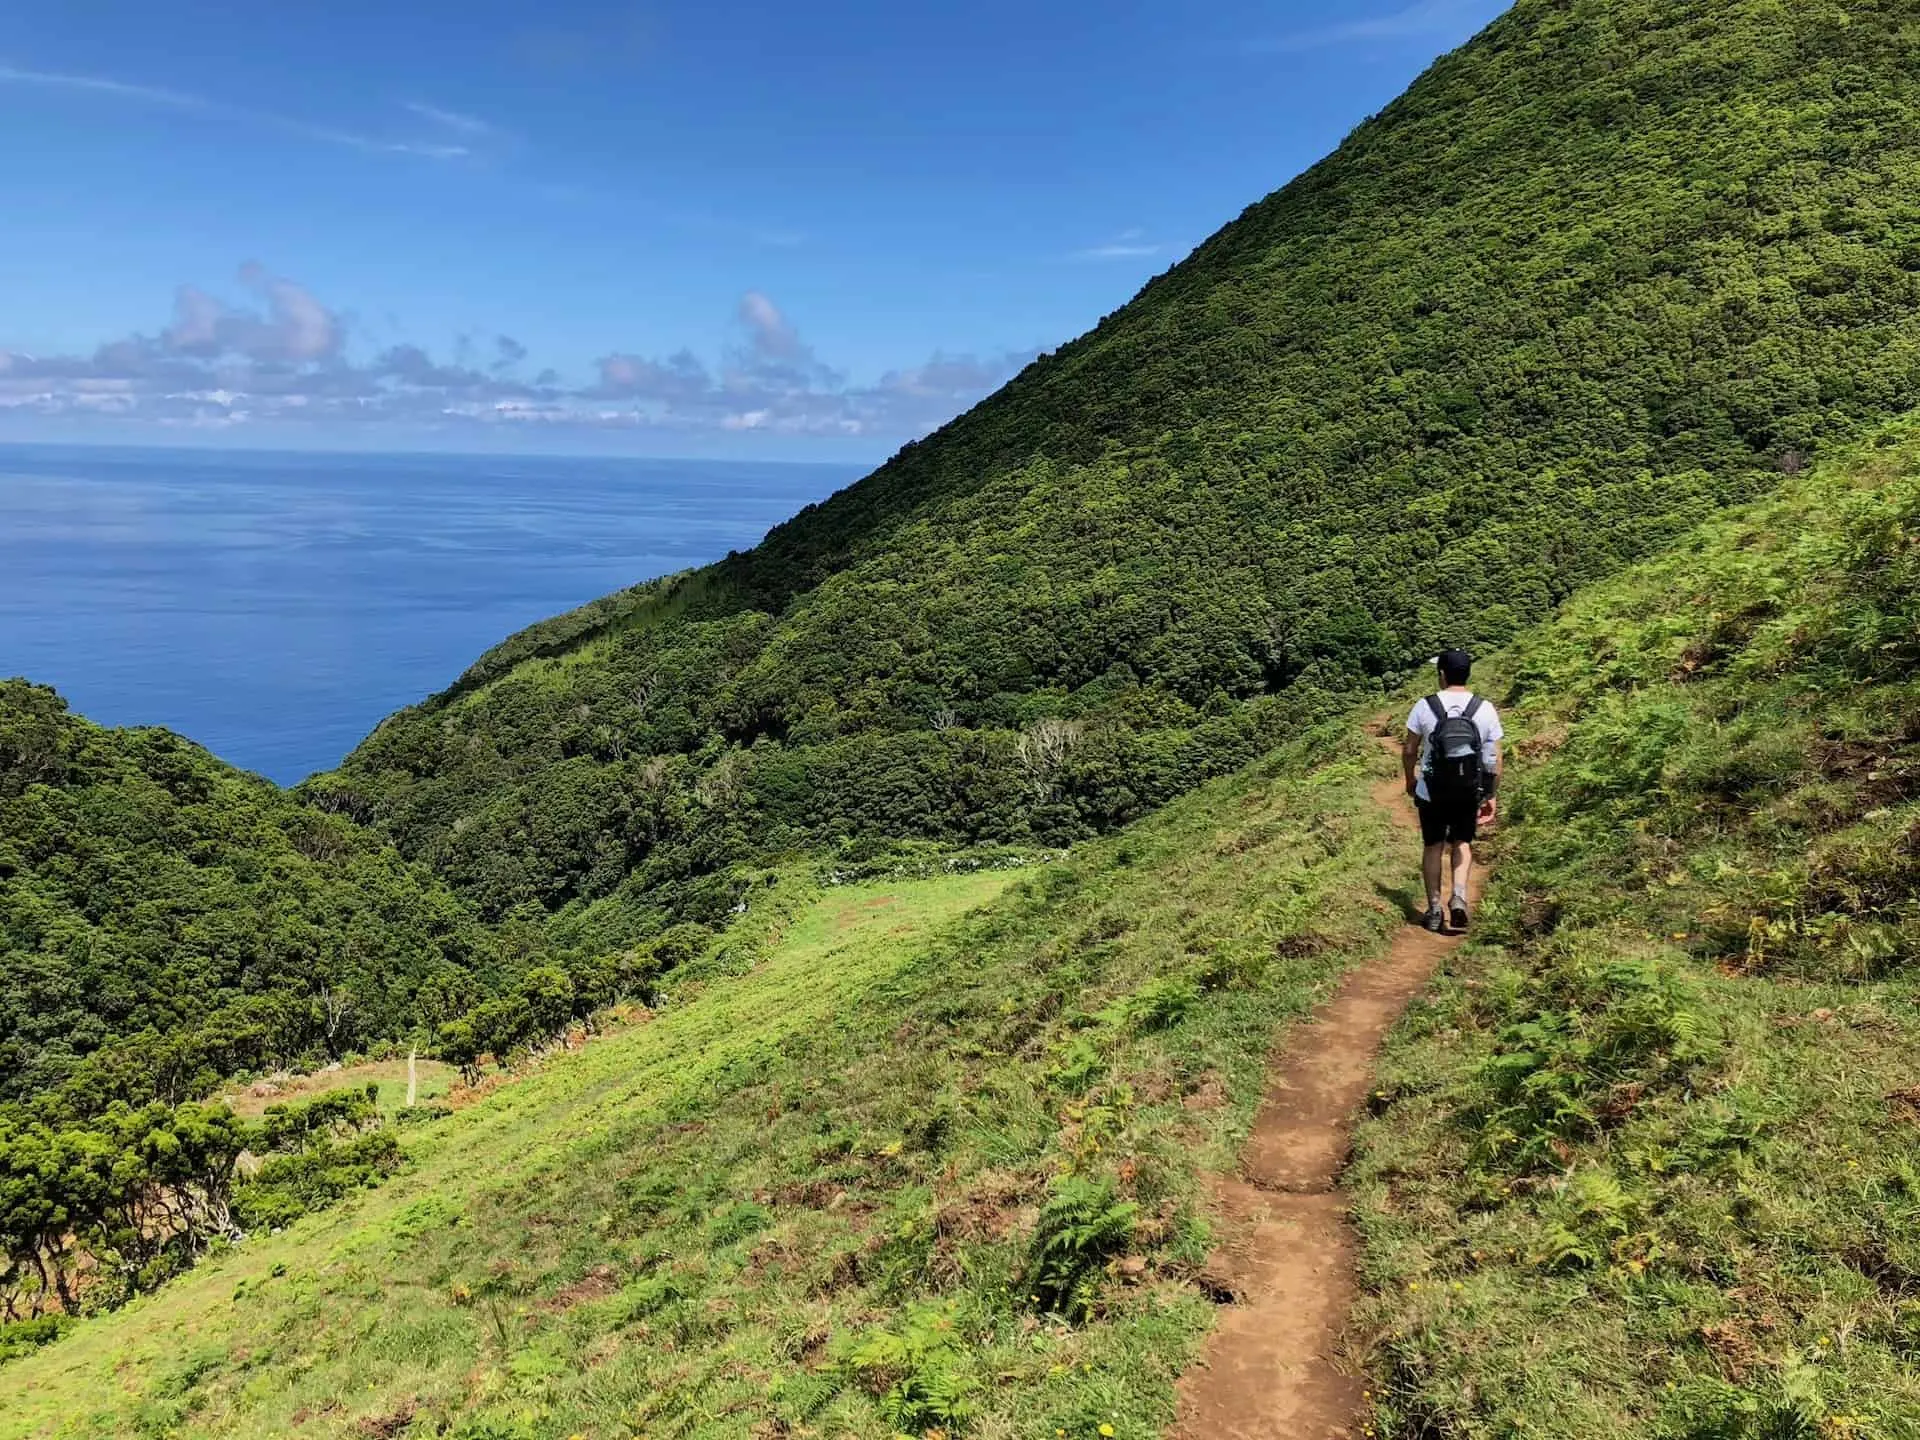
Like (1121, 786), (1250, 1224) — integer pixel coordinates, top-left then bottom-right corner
(1172, 739), (1485, 1439)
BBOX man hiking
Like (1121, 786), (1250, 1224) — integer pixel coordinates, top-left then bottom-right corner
(1402, 648), (1504, 933)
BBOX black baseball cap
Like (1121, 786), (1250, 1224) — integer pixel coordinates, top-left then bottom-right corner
(1437, 649), (1473, 679)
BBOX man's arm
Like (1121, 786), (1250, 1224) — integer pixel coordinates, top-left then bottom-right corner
(1479, 722), (1504, 821)
(1402, 730), (1422, 797)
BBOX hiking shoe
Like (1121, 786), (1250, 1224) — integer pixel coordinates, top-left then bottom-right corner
(1450, 899), (1471, 932)
(1422, 904), (1446, 933)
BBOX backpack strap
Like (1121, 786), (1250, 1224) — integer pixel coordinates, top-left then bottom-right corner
(1425, 695), (1450, 726)
(1458, 696), (1486, 746)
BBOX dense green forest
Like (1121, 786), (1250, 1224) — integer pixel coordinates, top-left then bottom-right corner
(323, 0), (1920, 940)
(0, 681), (515, 1111)
(1, 1086), (405, 1325)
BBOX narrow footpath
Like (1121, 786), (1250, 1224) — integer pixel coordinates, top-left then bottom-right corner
(1172, 739), (1483, 1439)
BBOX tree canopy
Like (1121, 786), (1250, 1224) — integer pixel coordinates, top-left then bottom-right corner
(0, 681), (512, 1109)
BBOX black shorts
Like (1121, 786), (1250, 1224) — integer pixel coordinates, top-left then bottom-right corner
(1417, 794), (1480, 846)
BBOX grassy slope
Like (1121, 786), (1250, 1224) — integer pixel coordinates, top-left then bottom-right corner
(1353, 425), (1920, 1437)
(25, 420), (1920, 1440)
(213, 1059), (461, 1120)
(7, 723), (1403, 1438)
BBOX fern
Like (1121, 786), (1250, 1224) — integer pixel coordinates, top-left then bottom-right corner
(1022, 1174), (1139, 1321)
(1100, 975), (1202, 1034)
(1540, 1223), (1600, 1272)
(1047, 1035), (1106, 1096)
(829, 1302), (978, 1431)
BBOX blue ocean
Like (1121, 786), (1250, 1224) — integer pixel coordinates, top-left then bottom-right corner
(0, 444), (862, 784)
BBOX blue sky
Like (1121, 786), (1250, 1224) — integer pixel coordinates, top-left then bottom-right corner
(0, 0), (1507, 461)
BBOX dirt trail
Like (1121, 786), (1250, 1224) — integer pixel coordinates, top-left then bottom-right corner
(1171, 738), (1484, 1439)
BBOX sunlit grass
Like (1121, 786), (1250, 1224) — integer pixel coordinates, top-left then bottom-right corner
(215, 1058), (460, 1120)
(1351, 424), (1920, 1437)
(7, 727), (1403, 1439)
(4, 870), (1015, 1438)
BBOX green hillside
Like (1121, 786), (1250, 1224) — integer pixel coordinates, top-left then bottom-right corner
(0, 681), (511, 1111)
(1353, 424), (1920, 1434)
(328, 0), (1920, 940)
(14, 0), (1920, 1429)
(16, 421), (1920, 1437)
(3, 715), (1403, 1437)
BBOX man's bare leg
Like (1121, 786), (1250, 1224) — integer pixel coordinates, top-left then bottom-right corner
(1423, 843), (1446, 911)
(1449, 841), (1474, 922)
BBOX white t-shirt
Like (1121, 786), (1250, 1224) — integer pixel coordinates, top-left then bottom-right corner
(1406, 690), (1504, 803)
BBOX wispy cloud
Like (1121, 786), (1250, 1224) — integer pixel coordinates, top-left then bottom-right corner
(1250, 0), (1505, 54)
(0, 63), (206, 108)
(1070, 228), (1166, 262)
(264, 115), (471, 160)
(404, 100), (496, 137)
(1075, 242), (1162, 261)
(0, 63), (477, 161)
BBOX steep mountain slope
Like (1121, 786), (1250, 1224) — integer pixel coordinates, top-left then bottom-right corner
(0, 681), (510, 1110)
(329, 0), (1920, 935)
(1353, 423), (1920, 1434)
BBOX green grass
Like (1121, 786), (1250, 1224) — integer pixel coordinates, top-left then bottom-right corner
(1352, 423), (1920, 1439)
(44, 418), (1920, 1440)
(216, 1060), (460, 1120)
(6, 722), (1404, 1438)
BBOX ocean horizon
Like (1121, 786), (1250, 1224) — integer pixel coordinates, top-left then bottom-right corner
(0, 442), (862, 784)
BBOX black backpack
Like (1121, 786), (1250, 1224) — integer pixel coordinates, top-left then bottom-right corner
(1423, 695), (1487, 801)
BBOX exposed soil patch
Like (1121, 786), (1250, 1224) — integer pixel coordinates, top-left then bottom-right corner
(356, 1400), (417, 1439)
(1172, 740), (1482, 1439)
(543, 1264), (621, 1312)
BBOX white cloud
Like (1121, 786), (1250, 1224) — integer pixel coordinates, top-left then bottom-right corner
(0, 63), (206, 108)
(737, 291), (805, 362)
(1070, 228), (1167, 262)
(1252, 0), (1506, 54)
(270, 118), (471, 160)
(163, 266), (341, 362)
(0, 272), (1040, 443)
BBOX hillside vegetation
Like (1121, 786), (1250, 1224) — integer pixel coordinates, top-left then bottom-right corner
(15, 0), (1920, 1430)
(1353, 424), (1920, 1435)
(3, 723), (1404, 1438)
(327, 0), (1920, 943)
(0, 682), (512, 1111)
(17, 421), (1920, 1434)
